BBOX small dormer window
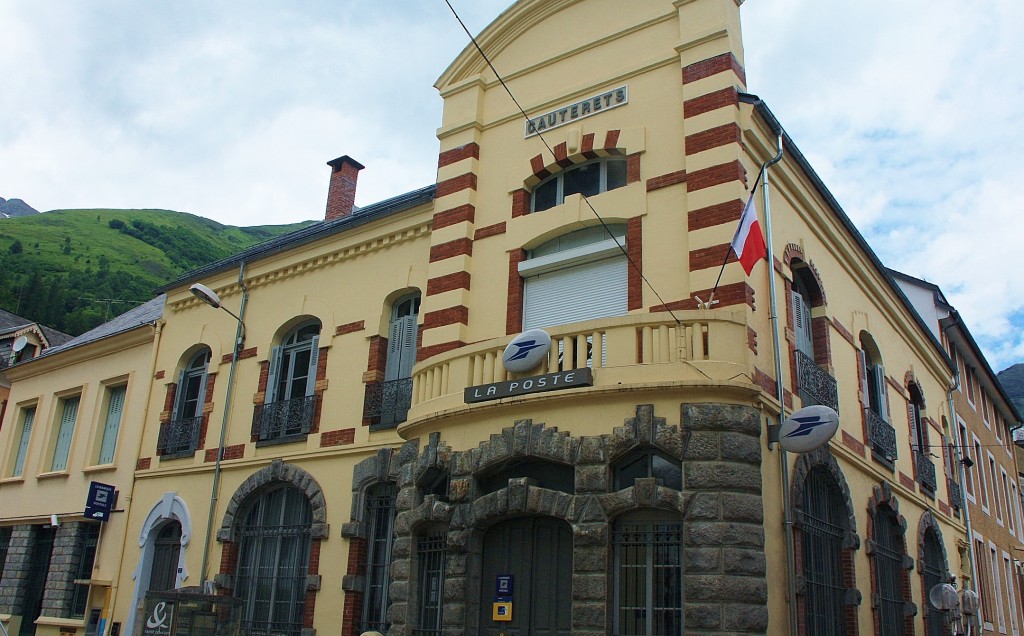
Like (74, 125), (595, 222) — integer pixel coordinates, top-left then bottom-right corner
(531, 157), (628, 212)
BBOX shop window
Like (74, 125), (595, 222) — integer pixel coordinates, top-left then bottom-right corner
(254, 322), (321, 442)
(612, 510), (683, 635)
(612, 448), (682, 491)
(159, 349), (210, 456)
(531, 157), (627, 212)
(51, 396), (80, 472)
(96, 385), (126, 465)
(477, 459), (575, 496)
(415, 531), (447, 636)
(361, 483), (397, 634)
(801, 468), (849, 635)
(235, 485), (312, 636)
(519, 225), (627, 331)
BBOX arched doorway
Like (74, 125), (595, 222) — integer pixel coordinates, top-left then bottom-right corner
(478, 517), (572, 636)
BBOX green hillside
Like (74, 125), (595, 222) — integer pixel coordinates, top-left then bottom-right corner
(0, 208), (315, 335)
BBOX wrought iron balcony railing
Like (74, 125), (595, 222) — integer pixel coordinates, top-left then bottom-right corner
(866, 408), (897, 462)
(157, 415), (204, 456)
(363, 378), (413, 428)
(916, 451), (937, 494)
(796, 350), (839, 412)
(252, 395), (317, 442)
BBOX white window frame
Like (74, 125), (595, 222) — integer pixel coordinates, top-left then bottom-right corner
(992, 542), (1006, 633)
(961, 420), (976, 503)
(991, 452), (1004, 526)
(530, 156), (628, 213)
(978, 435), (990, 514)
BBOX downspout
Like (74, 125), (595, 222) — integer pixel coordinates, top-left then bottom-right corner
(107, 316), (164, 635)
(943, 320), (979, 632)
(199, 263), (248, 590)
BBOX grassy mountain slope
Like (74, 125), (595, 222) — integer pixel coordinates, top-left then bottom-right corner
(0, 208), (315, 334)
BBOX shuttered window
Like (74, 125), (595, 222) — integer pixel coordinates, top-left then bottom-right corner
(51, 396), (80, 472)
(792, 290), (813, 359)
(12, 407), (35, 477)
(97, 386), (126, 464)
(520, 226), (628, 331)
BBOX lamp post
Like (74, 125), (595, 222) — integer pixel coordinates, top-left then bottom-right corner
(190, 273), (247, 593)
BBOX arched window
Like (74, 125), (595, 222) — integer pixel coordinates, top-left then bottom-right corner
(909, 384), (936, 494)
(801, 468), (849, 635)
(612, 447), (682, 491)
(921, 528), (947, 636)
(476, 459), (575, 496)
(612, 510), (683, 635)
(519, 225), (627, 331)
(235, 485), (312, 636)
(531, 157), (628, 212)
(361, 483), (397, 633)
(373, 293), (419, 427)
(860, 333), (895, 462)
(159, 349), (210, 455)
(256, 321), (321, 441)
(872, 504), (908, 635)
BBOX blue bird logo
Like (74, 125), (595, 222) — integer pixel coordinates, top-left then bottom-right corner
(783, 415), (828, 439)
(506, 339), (544, 362)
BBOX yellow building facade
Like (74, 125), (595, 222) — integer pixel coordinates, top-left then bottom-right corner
(1, 1), (1005, 635)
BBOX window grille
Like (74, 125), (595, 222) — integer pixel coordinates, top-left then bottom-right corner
(236, 486), (312, 636)
(361, 484), (397, 634)
(414, 532), (447, 636)
(612, 516), (683, 636)
(801, 469), (847, 635)
(873, 507), (907, 635)
(921, 529), (946, 636)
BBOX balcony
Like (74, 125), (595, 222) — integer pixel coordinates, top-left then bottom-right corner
(795, 350), (839, 412)
(866, 408), (897, 463)
(406, 311), (753, 426)
(157, 415), (204, 456)
(916, 451), (937, 494)
(363, 378), (413, 429)
(251, 395), (317, 443)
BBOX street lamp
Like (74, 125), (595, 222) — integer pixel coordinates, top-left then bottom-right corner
(190, 275), (248, 593)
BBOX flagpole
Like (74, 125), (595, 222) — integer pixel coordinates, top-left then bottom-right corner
(760, 134), (798, 636)
(703, 168), (766, 307)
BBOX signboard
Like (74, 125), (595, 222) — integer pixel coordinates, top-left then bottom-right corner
(503, 330), (551, 373)
(492, 602), (513, 622)
(525, 86), (628, 137)
(141, 599), (174, 636)
(496, 574), (513, 597)
(465, 368), (593, 403)
(84, 481), (117, 522)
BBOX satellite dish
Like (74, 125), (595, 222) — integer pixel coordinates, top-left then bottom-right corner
(503, 329), (552, 373)
(960, 588), (979, 616)
(929, 583), (959, 611)
(12, 336), (28, 352)
(777, 405), (840, 453)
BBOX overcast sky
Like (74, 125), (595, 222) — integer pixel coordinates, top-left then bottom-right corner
(2, 1), (1022, 372)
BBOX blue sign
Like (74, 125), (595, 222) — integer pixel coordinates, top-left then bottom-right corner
(496, 574), (513, 598)
(84, 481), (116, 521)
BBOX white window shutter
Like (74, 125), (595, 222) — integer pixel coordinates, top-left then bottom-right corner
(171, 369), (188, 421)
(98, 386), (126, 464)
(267, 345), (282, 402)
(194, 371), (209, 418)
(385, 315), (419, 381)
(523, 256), (627, 331)
(857, 350), (870, 410)
(14, 409), (35, 476)
(52, 397), (80, 471)
(792, 291), (813, 359)
(908, 402), (919, 453)
(305, 336), (320, 397)
(875, 364), (889, 423)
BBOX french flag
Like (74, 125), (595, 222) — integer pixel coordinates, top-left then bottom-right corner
(730, 194), (766, 275)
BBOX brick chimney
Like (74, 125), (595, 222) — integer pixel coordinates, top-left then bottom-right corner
(325, 155), (365, 222)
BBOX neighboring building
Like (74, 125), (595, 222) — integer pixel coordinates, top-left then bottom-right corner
(0, 2), (987, 636)
(0, 297), (163, 636)
(1, 310), (72, 421)
(894, 270), (1024, 634)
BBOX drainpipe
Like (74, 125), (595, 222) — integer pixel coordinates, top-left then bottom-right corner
(198, 263), (248, 590)
(943, 320), (979, 632)
(760, 134), (798, 636)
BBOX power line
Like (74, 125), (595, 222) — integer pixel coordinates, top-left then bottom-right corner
(442, 0), (683, 325)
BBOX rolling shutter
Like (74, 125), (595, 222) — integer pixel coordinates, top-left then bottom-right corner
(523, 256), (627, 331)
